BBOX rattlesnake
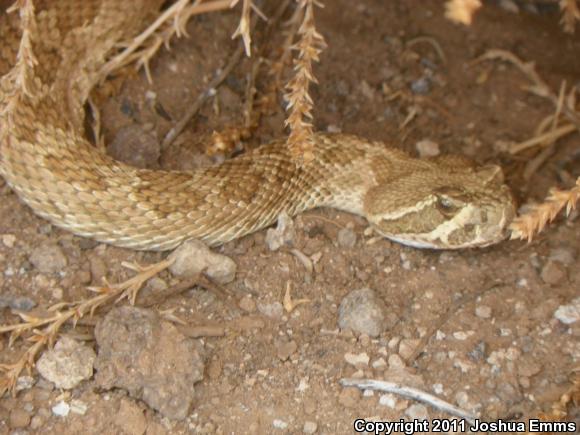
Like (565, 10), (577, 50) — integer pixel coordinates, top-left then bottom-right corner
(0, 0), (515, 251)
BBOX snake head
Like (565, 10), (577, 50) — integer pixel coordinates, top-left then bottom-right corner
(363, 164), (516, 249)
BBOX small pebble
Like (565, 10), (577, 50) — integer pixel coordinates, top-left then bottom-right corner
(272, 419), (288, 430)
(475, 305), (492, 319)
(52, 401), (70, 417)
(9, 409), (31, 429)
(276, 339), (298, 361)
(548, 247), (576, 265)
(29, 244), (68, 273)
(398, 339), (420, 359)
(379, 393), (397, 408)
(405, 403), (429, 420)
(337, 228), (357, 248)
(554, 297), (580, 324)
(415, 139), (440, 157)
(2, 234), (16, 248)
(344, 352), (369, 367)
(168, 239), (237, 284)
(371, 357), (387, 370)
(338, 288), (386, 337)
(257, 301), (284, 319)
(238, 295), (256, 312)
(36, 336), (96, 389)
(303, 421), (318, 434)
(410, 77), (430, 95)
(265, 212), (296, 251)
(540, 260), (567, 285)
(388, 354), (406, 369)
(0, 296), (36, 311)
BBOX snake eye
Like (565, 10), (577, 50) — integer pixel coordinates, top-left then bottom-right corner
(436, 196), (461, 216)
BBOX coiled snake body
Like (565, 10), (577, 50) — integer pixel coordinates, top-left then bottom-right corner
(0, 0), (516, 251)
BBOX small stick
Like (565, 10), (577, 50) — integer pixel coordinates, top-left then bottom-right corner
(340, 378), (477, 424)
(162, 44), (245, 148)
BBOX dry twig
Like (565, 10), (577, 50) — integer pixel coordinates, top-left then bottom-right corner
(284, 0), (327, 162)
(0, 259), (173, 396)
(340, 378), (478, 423)
(560, 0), (580, 33)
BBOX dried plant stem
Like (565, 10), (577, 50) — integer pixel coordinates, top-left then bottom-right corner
(284, 0), (327, 162)
(510, 178), (580, 242)
(560, 0), (580, 33)
(340, 378), (477, 423)
(100, 0), (232, 81)
(509, 123), (576, 155)
(0, 259), (173, 396)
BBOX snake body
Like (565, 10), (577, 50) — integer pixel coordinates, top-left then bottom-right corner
(0, 0), (516, 251)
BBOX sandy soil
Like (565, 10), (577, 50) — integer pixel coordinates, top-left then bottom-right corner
(0, 1), (579, 434)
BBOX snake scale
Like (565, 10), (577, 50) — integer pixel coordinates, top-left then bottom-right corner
(0, 0), (516, 251)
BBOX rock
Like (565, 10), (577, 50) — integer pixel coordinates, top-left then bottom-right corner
(517, 360), (541, 378)
(388, 354), (406, 369)
(338, 288), (386, 337)
(303, 421), (318, 434)
(70, 399), (88, 415)
(540, 260), (567, 285)
(168, 239), (236, 284)
(554, 297), (580, 324)
(29, 244), (68, 273)
(114, 399), (147, 435)
(475, 305), (492, 319)
(108, 124), (160, 169)
(94, 306), (204, 420)
(272, 419), (288, 430)
(51, 401), (70, 417)
(371, 357), (387, 370)
(15, 376), (35, 392)
(265, 212), (296, 251)
(36, 336), (96, 389)
(238, 295), (256, 312)
(410, 77), (430, 95)
(344, 352), (370, 367)
(398, 339), (420, 359)
(1, 234), (16, 248)
(9, 409), (31, 429)
(257, 301), (284, 319)
(0, 296), (36, 311)
(405, 404), (429, 420)
(337, 228), (357, 248)
(415, 139), (440, 157)
(275, 339), (298, 361)
(455, 391), (480, 413)
(549, 247), (576, 265)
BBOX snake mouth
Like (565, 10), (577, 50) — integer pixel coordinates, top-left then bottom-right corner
(372, 198), (516, 250)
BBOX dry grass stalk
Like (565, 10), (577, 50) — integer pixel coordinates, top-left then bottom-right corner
(444, 0), (482, 25)
(0, 259), (173, 397)
(230, 0), (253, 56)
(560, 0), (580, 33)
(284, 0), (327, 162)
(1, 0), (40, 126)
(101, 0), (232, 82)
(510, 178), (580, 241)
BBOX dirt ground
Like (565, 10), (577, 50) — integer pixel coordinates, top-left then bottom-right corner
(0, 0), (579, 434)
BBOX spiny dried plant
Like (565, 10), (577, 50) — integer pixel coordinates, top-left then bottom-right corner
(510, 180), (580, 241)
(444, 0), (482, 25)
(0, 259), (173, 397)
(283, 0), (327, 162)
(560, 0), (580, 33)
